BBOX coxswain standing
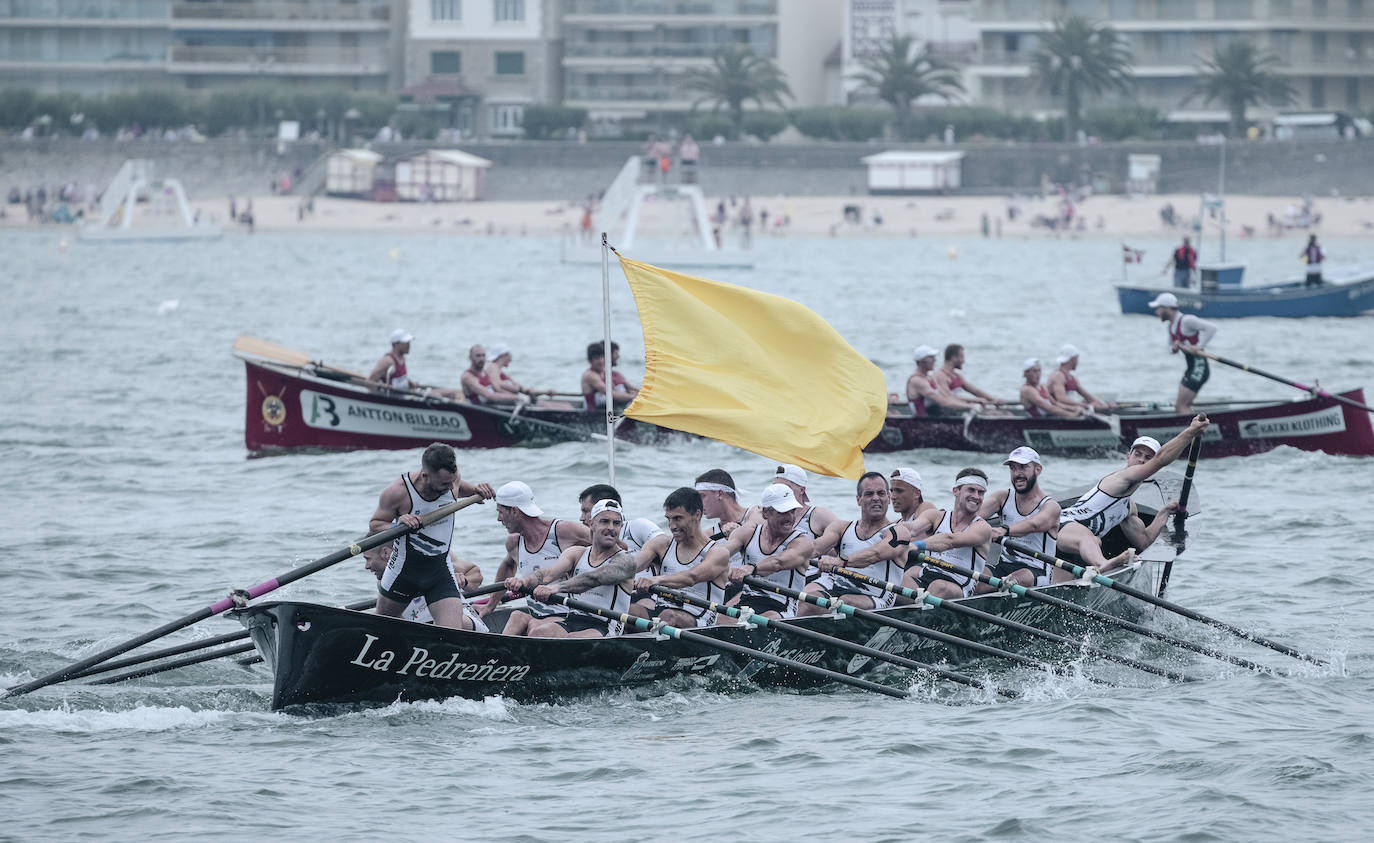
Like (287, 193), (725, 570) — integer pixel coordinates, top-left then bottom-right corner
(889, 466), (936, 523)
(1047, 345), (1115, 413)
(462, 344), (521, 405)
(934, 344), (1006, 409)
(1021, 358), (1086, 419)
(364, 443), (495, 630)
(631, 487), (728, 628)
(907, 345), (978, 417)
(1056, 415), (1209, 576)
(896, 469), (997, 601)
(518, 500), (638, 638)
(715, 484), (815, 620)
(368, 329), (423, 391)
(1147, 293), (1219, 413)
(798, 472), (909, 615)
(979, 447), (1060, 588)
(484, 481), (591, 635)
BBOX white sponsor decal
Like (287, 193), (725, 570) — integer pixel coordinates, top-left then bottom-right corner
(1238, 406), (1346, 439)
(1133, 425), (1224, 443)
(350, 634), (530, 682)
(300, 390), (473, 441)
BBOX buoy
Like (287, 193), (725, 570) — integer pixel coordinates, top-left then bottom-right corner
(387, 247), (400, 260)
(946, 246), (958, 259)
(58, 237), (70, 251)
(157, 299), (179, 315)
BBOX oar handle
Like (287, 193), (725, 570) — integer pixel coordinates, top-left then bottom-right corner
(1163, 435), (1204, 598)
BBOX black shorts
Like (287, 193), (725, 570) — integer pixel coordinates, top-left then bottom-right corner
(989, 558), (1050, 588)
(647, 603), (715, 627)
(1181, 353), (1210, 393)
(550, 612), (616, 636)
(916, 566), (969, 594)
(735, 593), (789, 616)
(817, 577), (872, 601)
(378, 553), (461, 605)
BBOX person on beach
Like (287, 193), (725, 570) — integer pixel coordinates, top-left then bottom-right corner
(369, 329), (422, 391)
(363, 443), (494, 630)
(1055, 416), (1209, 577)
(1147, 293), (1219, 413)
(981, 447), (1060, 588)
(1046, 345), (1116, 413)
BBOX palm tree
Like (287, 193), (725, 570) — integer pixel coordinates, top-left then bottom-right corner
(1188, 41), (1295, 138)
(683, 44), (791, 140)
(1031, 17), (1134, 143)
(851, 34), (965, 140)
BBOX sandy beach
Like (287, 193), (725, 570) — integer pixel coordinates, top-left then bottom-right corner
(8, 190), (1374, 241)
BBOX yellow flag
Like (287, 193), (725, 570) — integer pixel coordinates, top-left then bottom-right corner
(619, 256), (887, 479)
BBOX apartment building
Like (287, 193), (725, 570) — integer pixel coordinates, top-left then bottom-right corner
(968, 0), (1374, 121)
(404, 0), (561, 137)
(0, 0), (172, 94)
(560, 0), (842, 134)
(834, 0), (977, 106)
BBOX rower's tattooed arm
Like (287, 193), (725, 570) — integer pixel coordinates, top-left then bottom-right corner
(557, 551), (637, 593)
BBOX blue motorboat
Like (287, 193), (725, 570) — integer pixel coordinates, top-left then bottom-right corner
(1117, 262), (1374, 318)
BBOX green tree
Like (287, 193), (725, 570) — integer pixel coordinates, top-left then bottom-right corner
(683, 44), (791, 140)
(1031, 16), (1134, 142)
(1187, 41), (1295, 138)
(851, 34), (965, 140)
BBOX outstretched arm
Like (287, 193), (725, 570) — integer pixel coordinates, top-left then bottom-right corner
(1119, 414), (1209, 485)
(537, 550), (637, 600)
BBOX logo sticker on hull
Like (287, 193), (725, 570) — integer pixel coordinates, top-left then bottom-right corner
(300, 390), (473, 441)
(1238, 406), (1345, 439)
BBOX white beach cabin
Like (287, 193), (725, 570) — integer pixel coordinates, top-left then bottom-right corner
(325, 149), (384, 198)
(394, 150), (492, 201)
(861, 151), (965, 194)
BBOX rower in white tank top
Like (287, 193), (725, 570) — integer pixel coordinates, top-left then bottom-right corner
(562, 545), (632, 635)
(652, 537), (724, 624)
(1060, 485), (1132, 538)
(994, 491), (1056, 587)
(738, 524), (808, 614)
(518, 518), (568, 615)
(916, 510), (989, 598)
(821, 520), (904, 608)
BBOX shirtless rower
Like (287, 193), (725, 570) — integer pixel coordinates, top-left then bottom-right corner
(897, 468), (997, 602)
(1022, 358), (1088, 419)
(1056, 414), (1209, 576)
(980, 447), (1060, 588)
(1147, 293), (1219, 413)
(368, 329), (424, 391)
(907, 345), (977, 417)
(889, 466), (936, 523)
(511, 500), (636, 638)
(364, 443), (495, 629)
(482, 481), (591, 635)
(934, 344), (1005, 408)
(714, 484), (815, 620)
(631, 487), (729, 628)
(798, 472), (909, 615)
(1047, 345), (1115, 413)
(580, 341), (638, 410)
(461, 344), (521, 405)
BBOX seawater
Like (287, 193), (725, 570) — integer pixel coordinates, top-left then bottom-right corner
(2, 230), (1373, 841)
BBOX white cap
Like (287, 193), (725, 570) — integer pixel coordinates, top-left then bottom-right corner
(773, 463), (808, 488)
(1022, 357), (1041, 373)
(913, 344), (939, 361)
(1130, 435), (1162, 455)
(1004, 446), (1042, 466)
(488, 343), (511, 360)
(390, 329), (414, 345)
(588, 498), (622, 520)
(889, 466), (923, 492)
(1147, 292), (1179, 309)
(759, 483), (803, 513)
(495, 481), (542, 517)
(1056, 344), (1080, 364)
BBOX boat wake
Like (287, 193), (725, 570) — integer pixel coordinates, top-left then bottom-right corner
(0, 700), (279, 733)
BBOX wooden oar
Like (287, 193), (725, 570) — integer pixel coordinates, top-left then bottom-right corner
(540, 592), (909, 699)
(648, 586), (1017, 698)
(880, 559), (1269, 673)
(758, 572), (1191, 683)
(1002, 539), (1328, 665)
(1194, 349), (1374, 414)
(2, 495), (485, 699)
(1160, 436), (1203, 596)
(737, 576), (1088, 680)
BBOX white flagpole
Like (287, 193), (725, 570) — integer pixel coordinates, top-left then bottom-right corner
(601, 232), (615, 485)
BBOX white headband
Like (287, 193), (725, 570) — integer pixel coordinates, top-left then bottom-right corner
(694, 482), (739, 498)
(954, 475), (988, 490)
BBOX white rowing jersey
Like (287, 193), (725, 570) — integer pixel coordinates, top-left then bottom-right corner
(381, 473), (454, 591)
(739, 524), (809, 603)
(998, 491), (1057, 586)
(921, 510), (988, 598)
(568, 546), (634, 619)
(655, 537), (724, 620)
(826, 520), (903, 608)
(622, 517), (666, 574)
(1060, 483), (1131, 537)
(518, 519), (568, 615)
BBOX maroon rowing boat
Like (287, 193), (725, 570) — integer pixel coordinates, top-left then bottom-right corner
(238, 349), (1373, 459)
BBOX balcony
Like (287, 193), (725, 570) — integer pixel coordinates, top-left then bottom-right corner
(0, 0), (168, 23)
(171, 1), (390, 29)
(564, 41), (767, 60)
(565, 83), (691, 103)
(168, 44), (388, 75)
(563, 0), (776, 18)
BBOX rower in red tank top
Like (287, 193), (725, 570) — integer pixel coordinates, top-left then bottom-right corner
(934, 343), (1005, 409)
(905, 345), (975, 418)
(1046, 344), (1115, 413)
(461, 344), (521, 405)
(1020, 358), (1085, 419)
(580, 340), (639, 411)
